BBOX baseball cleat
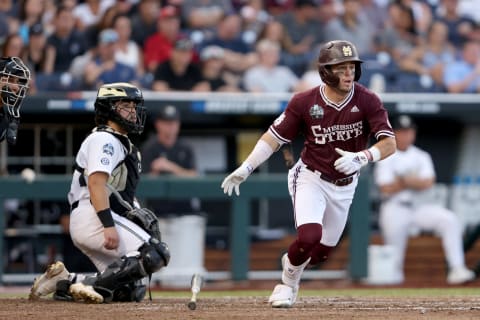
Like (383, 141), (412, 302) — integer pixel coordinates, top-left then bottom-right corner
(447, 267), (475, 285)
(69, 283), (104, 304)
(29, 261), (69, 300)
(268, 284), (298, 308)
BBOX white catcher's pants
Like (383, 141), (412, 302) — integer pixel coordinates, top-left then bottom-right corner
(69, 199), (151, 273)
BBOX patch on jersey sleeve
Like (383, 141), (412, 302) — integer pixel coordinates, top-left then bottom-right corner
(102, 143), (114, 156)
(101, 157), (110, 165)
(274, 112), (286, 126)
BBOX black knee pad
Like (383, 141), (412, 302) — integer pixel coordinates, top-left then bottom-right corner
(139, 238), (170, 274)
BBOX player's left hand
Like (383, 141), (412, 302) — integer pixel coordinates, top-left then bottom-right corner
(221, 164), (252, 196)
(334, 148), (369, 175)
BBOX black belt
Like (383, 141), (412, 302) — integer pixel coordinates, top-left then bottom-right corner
(305, 166), (355, 186)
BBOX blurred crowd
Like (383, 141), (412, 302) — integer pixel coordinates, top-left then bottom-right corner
(1, 0), (480, 94)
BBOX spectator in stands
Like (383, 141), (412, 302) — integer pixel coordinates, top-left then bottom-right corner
(140, 104), (201, 216)
(243, 39), (299, 92)
(1, 34), (24, 58)
(264, 0), (295, 17)
(237, 0), (271, 45)
(200, 13), (258, 74)
(182, 0), (233, 39)
(113, 14), (144, 77)
(0, 0), (19, 34)
(44, 5), (88, 74)
(22, 23), (46, 94)
(23, 23), (47, 74)
(143, 5), (182, 73)
(129, 0), (159, 47)
(257, 19), (285, 44)
(374, 114), (475, 285)
(152, 37), (208, 92)
(72, 0), (115, 31)
(358, 0), (388, 32)
(398, 20), (455, 91)
(434, 0), (478, 47)
(443, 40), (480, 93)
(374, 1), (422, 66)
(276, 0), (324, 76)
(323, 0), (376, 56)
(17, 0), (45, 45)
(200, 45), (242, 92)
(399, 0), (433, 36)
(83, 5), (119, 50)
(83, 28), (139, 90)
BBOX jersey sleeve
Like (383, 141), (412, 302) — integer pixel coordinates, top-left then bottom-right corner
(84, 132), (125, 176)
(269, 94), (303, 144)
(363, 92), (394, 141)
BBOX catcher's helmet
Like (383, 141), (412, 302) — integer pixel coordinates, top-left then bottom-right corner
(317, 40), (362, 87)
(0, 57), (31, 118)
(94, 82), (146, 134)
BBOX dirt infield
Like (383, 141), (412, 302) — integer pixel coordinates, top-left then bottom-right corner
(2, 295), (480, 320)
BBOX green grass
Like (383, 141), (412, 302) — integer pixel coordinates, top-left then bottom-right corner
(152, 287), (480, 298)
(2, 287), (478, 299)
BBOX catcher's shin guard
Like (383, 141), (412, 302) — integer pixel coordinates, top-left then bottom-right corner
(113, 280), (146, 302)
(90, 238), (170, 292)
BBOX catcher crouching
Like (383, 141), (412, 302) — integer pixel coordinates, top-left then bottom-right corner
(29, 83), (170, 303)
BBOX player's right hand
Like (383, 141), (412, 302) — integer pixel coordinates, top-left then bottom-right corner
(221, 164), (252, 196)
(103, 226), (119, 250)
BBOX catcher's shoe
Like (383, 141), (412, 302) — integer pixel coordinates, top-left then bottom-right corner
(268, 284), (298, 308)
(29, 261), (69, 300)
(53, 279), (74, 302)
(69, 283), (104, 304)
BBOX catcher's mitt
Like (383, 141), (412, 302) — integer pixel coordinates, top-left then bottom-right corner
(124, 207), (162, 241)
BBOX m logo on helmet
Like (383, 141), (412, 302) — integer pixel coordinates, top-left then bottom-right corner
(342, 46), (353, 57)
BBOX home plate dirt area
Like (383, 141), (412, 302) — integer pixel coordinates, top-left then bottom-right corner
(2, 296), (480, 320)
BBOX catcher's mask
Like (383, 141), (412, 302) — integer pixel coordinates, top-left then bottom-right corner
(94, 82), (146, 135)
(0, 57), (31, 118)
(317, 40), (363, 87)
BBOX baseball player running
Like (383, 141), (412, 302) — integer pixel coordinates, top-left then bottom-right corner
(0, 57), (31, 145)
(222, 40), (396, 308)
(29, 83), (170, 303)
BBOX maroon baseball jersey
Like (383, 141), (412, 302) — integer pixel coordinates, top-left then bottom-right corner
(269, 83), (394, 179)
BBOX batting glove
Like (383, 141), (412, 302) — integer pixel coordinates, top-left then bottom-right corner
(221, 163), (253, 196)
(334, 148), (369, 175)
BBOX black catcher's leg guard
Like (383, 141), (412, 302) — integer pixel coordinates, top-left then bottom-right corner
(113, 280), (146, 302)
(85, 238), (170, 302)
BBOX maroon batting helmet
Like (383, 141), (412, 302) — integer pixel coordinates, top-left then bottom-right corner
(317, 40), (363, 87)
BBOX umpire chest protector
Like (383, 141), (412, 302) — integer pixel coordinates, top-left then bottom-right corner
(76, 126), (141, 214)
